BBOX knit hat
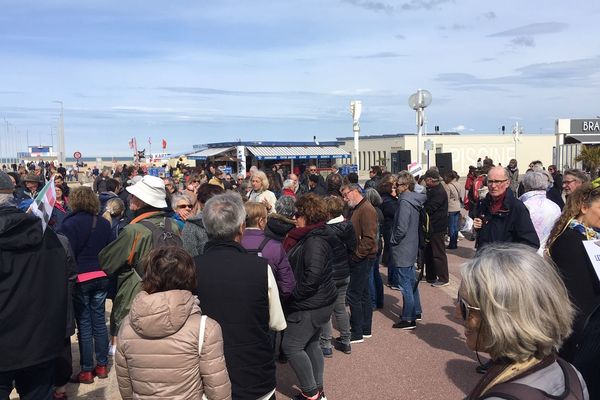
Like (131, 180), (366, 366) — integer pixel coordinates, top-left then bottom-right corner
(23, 174), (40, 183)
(0, 171), (14, 193)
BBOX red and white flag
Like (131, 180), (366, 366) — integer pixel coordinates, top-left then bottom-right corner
(28, 176), (56, 232)
(162, 139), (167, 150)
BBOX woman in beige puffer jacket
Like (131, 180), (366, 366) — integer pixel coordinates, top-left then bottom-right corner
(115, 247), (231, 400)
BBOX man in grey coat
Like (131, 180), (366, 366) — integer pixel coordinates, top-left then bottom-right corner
(389, 171), (427, 330)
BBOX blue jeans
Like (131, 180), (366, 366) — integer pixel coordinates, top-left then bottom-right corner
(368, 259), (384, 309)
(347, 258), (373, 339)
(448, 211), (460, 248)
(73, 277), (109, 371)
(397, 266), (422, 321)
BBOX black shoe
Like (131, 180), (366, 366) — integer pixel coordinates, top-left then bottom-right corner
(321, 347), (333, 358)
(416, 313), (422, 321)
(392, 320), (416, 330)
(291, 391), (325, 400)
(333, 337), (352, 354)
(476, 360), (493, 374)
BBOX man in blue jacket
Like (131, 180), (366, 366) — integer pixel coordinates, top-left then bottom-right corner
(474, 166), (539, 250)
(390, 171), (427, 330)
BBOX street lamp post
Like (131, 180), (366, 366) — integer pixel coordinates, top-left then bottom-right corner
(408, 89), (432, 167)
(512, 121), (522, 160)
(350, 100), (362, 171)
(53, 100), (65, 164)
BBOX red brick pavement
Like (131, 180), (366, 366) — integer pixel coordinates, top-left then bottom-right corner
(275, 239), (483, 400)
(10, 240), (482, 399)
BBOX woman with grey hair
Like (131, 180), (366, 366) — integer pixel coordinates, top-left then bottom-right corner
(264, 195), (296, 242)
(460, 243), (588, 399)
(364, 188), (384, 309)
(171, 193), (194, 230)
(248, 170), (277, 213)
(518, 171), (561, 255)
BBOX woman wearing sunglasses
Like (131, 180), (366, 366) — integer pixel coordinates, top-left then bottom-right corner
(171, 193), (194, 230)
(459, 243), (588, 399)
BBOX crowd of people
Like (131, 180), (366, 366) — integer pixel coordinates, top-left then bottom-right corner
(0, 157), (599, 400)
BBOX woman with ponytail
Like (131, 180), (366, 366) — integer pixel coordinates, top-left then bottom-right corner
(546, 182), (600, 364)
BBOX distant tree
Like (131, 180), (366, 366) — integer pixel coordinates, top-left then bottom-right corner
(575, 145), (600, 179)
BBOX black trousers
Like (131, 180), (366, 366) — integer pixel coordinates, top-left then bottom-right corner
(0, 360), (55, 400)
(424, 232), (449, 283)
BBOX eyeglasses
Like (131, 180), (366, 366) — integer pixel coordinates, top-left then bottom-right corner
(293, 211), (302, 218)
(487, 179), (507, 185)
(177, 204), (193, 209)
(562, 180), (577, 186)
(309, 169), (317, 173)
(457, 293), (480, 321)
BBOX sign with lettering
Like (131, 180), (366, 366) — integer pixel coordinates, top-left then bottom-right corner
(570, 119), (600, 135)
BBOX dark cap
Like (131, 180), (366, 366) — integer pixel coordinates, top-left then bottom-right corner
(23, 174), (40, 183)
(423, 169), (441, 180)
(0, 171), (14, 192)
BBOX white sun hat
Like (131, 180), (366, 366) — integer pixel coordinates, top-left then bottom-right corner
(126, 175), (168, 208)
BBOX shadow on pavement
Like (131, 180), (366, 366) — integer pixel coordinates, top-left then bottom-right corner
(414, 322), (474, 359)
(445, 358), (481, 395)
(448, 246), (476, 259)
(379, 294), (402, 323)
(275, 361), (300, 398)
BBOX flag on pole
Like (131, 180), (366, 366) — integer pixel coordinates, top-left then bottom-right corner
(28, 177), (56, 232)
(162, 139), (167, 150)
(148, 137), (152, 145)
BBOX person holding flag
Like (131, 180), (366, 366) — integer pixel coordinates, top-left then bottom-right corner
(0, 170), (69, 399)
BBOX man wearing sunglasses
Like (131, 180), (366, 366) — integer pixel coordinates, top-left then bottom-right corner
(473, 166), (539, 250)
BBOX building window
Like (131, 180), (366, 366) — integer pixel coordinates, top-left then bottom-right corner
(383, 151), (387, 166)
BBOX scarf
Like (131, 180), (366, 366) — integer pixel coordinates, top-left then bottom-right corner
(489, 191), (507, 214)
(466, 354), (556, 399)
(283, 221), (325, 253)
(568, 218), (600, 240)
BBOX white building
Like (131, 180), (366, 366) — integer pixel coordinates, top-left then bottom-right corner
(336, 132), (556, 175)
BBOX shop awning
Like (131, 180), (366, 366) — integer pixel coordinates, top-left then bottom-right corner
(187, 147), (234, 161)
(568, 135), (600, 144)
(246, 146), (350, 160)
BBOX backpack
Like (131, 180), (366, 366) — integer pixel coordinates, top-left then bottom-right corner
(139, 218), (183, 249)
(408, 202), (430, 250)
(246, 237), (272, 258)
(466, 174), (487, 211)
(481, 358), (585, 400)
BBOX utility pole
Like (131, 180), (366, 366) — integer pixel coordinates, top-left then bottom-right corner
(53, 100), (65, 163)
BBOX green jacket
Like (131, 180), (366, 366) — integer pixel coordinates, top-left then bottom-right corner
(99, 211), (180, 333)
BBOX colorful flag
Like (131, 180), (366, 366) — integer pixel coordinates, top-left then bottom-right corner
(28, 176), (56, 232)
(129, 138), (134, 149)
(162, 139), (167, 149)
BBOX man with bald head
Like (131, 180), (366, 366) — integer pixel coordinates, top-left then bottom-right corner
(473, 166), (539, 250)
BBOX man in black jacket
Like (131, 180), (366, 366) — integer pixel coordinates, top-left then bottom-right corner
(195, 192), (286, 400)
(474, 166), (539, 250)
(423, 170), (450, 287)
(0, 171), (69, 400)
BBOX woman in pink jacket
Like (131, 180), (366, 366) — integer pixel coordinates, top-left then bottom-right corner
(116, 247), (231, 400)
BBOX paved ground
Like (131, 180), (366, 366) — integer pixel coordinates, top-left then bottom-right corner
(11, 239), (483, 400)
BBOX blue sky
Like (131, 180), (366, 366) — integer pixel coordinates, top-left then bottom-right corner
(1, 0), (600, 157)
